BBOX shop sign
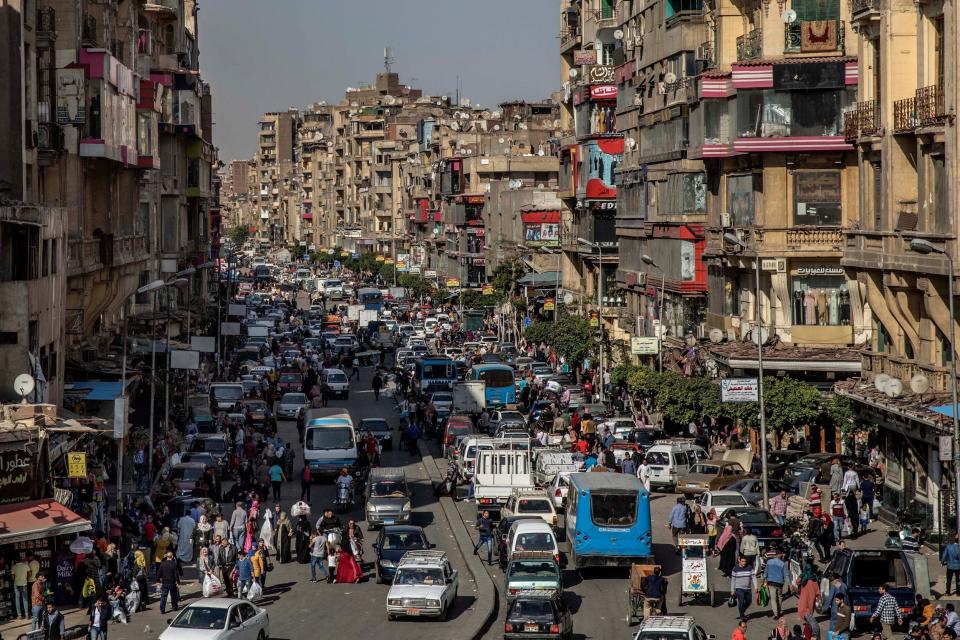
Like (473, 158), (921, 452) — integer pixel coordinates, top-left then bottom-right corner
(463, 195), (486, 205)
(0, 450), (34, 504)
(795, 265), (843, 276)
(588, 201), (617, 211)
(482, 285), (494, 296)
(446, 278), (461, 288)
(940, 435), (953, 462)
(590, 85), (617, 100)
(587, 65), (615, 84)
(409, 265), (421, 274)
(425, 270), (438, 279)
(543, 299), (556, 311)
(385, 258), (395, 265)
(631, 336), (660, 355)
(67, 452), (88, 478)
(376, 255), (385, 262)
(721, 378), (759, 402)
(574, 50), (597, 65)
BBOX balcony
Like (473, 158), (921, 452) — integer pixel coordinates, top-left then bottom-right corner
(843, 100), (881, 140)
(81, 14), (97, 47)
(68, 238), (103, 276)
(143, 0), (178, 18)
(698, 41), (717, 70)
(785, 21), (845, 54)
(915, 84), (946, 126)
(36, 7), (56, 40)
(35, 122), (63, 153)
(736, 28), (763, 61)
(113, 235), (148, 267)
(560, 26), (582, 53)
(893, 97), (918, 132)
(593, 7), (617, 28)
(850, 0), (880, 17)
(784, 228), (845, 249)
(861, 350), (951, 393)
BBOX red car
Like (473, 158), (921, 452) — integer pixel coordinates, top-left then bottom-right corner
(276, 369), (303, 393)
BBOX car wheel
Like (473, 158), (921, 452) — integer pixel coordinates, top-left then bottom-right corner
(344, 392), (350, 399)
(257, 632), (265, 640)
(387, 613), (396, 621)
(439, 603), (448, 621)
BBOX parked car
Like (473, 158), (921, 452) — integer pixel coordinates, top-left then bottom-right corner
(828, 547), (924, 631)
(372, 525), (432, 584)
(695, 490), (751, 517)
(678, 460), (750, 497)
(736, 507), (785, 549)
(724, 478), (795, 505)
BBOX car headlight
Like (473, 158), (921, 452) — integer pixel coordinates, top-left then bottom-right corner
(402, 501), (412, 512)
(388, 598), (402, 606)
(379, 559), (394, 567)
(367, 505), (378, 513)
(427, 599), (441, 607)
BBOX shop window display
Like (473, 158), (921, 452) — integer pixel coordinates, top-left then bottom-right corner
(791, 272), (850, 326)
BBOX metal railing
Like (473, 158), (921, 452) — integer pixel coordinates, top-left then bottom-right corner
(893, 97), (918, 132)
(736, 28), (763, 61)
(81, 14), (97, 47)
(698, 41), (717, 69)
(36, 7), (55, 34)
(843, 100), (881, 139)
(851, 0), (880, 15)
(36, 122), (62, 151)
(785, 20), (845, 53)
(916, 84), (946, 126)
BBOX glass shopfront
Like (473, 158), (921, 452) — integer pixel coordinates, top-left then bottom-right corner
(791, 265), (850, 326)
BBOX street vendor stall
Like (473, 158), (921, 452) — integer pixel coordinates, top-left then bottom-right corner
(677, 535), (711, 606)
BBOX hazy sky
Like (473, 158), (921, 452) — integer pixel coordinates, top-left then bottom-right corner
(199, 0), (560, 162)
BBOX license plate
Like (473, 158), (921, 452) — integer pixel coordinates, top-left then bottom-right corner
(406, 608), (420, 616)
(687, 483), (697, 488)
(524, 624), (539, 632)
(383, 519), (394, 525)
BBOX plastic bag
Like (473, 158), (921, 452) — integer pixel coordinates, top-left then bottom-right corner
(202, 573), (223, 598)
(758, 583), (770, 607)
(291, 501), (311, 517)
(246, 581), (263, 602)
(82, 577), (97, 598)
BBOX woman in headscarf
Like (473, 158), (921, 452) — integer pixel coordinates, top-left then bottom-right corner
(334, 540), (362, 583)
(195, 515), (214, 559)
(133, 545), (150, 610)
(153, 527), (172, 576)
(197, 546), (213, 588)
(243, 519), (256, 554)
(259, 512), (274, 553)
(716, 515), (739, 577)
(276, 512), (293, 564)
(176, 513), (197, 565)
(294, 514), (312, 564)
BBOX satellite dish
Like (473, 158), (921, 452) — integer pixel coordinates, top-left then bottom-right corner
(874, 373), (891, 393)
(14, 373), (35, 402)
(782, 9), (797, 22)
(568, 68), (579, 79)
(664, 72), (678, 84)
(709, 328), (724, 343)
(751, 326), (769, 346)
(384, 95), (396, 105)
(910, 373), (930, 395)
(563, 292), (575, 305)
(498, 137), (505, 144)
(494, 125), (501, 131)
(625, 138), (637, 149)
(885, 378), (904, 398)
(450, 122), (460, 131)
(614, 28), (625, 40)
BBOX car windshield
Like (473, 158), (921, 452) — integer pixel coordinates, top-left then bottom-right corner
(508, 599), (555, 621)
(170, 467), (204, 482)
(305, 427), (354, 450)
(432, 394), (453, 403)
(510, 561), (559, 578)
(362, 420), (390, 433)
(448, 424), (472, 436)
(212, 386), (242, 401)
(194, 439), (225, 453)
(327, 373), (347, 383)
(280, 374), (301, 383)
(768, 452), (797, 466)
(395, 568), (444, 585)
(515, 533), (553, 551)
(478, 369), (514, 387)
(646, 452), (669, 465)
(591, 492), (638, 527)
(738, 511), (777, 525)
(518, 499), (552, 514)
(281, 394), (306, 404)
(692, 464), (721, 475)
(171, 606), (227, 629)
(382, 533), (427, 550)
(500, 412), (524, 422)
(712, 495), (748, 506)
(371, 481), (407, 497)
(637, 632), (691, 640)
(850, 553), (905, 588)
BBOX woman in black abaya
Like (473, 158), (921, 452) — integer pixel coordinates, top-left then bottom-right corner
(294, 514), (312, 564)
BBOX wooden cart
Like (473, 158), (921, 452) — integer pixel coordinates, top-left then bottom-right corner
(628, 563), (663, 625)
(677, 535), (712, 606)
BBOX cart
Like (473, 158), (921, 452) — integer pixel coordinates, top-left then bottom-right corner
(627, 563), (663, 625)
(677, 535), (711, 606)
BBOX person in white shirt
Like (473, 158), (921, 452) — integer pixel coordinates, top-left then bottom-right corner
(637, 460), (652, 493)
(841, 466), (860, 493)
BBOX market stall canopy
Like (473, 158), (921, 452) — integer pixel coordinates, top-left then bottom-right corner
(64, 381), (122, 401)
(0, 499), (91, 545)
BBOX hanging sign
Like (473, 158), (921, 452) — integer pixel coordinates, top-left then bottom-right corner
(67, 452), (88, 478)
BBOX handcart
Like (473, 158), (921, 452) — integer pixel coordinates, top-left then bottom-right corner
(628, 563), (663, 625)
(677, 534), (711, 606)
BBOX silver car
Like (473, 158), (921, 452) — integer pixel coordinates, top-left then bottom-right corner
(366, 468), (412, 529)
(275, 392), (308, 419)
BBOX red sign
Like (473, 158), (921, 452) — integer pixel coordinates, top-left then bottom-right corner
(590, 85), (617, 100)
(462, 195), (485, 205)
(574, 50), (597, 65)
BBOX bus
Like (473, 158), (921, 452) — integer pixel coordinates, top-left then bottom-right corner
(414, 357), (457, 395)
(357, 287), (384, 311)
(303, 408), (357, 477)
(463, 309), (486, 333)
(471, 364), (516, 407)
(565, 473), (652, 569)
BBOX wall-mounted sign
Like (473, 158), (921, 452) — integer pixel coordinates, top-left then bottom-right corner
(631, 337), (660, 355)
(795, 265), (844, 276)
(574, 50), (597, 65)
(446, 278), (461, 288)
(587, 65), (615, 84)
(544, 299), (556, 311)
(170, 350), (200, 370)
(721, 378), (759, 402)
(482, 285), (494, 296)
(590, 85), (617, 100)
(67, 452), (87, 479)
(425, 270), (438, 279)
(55, 69), (86, 124)
(0, 450), (35, 504)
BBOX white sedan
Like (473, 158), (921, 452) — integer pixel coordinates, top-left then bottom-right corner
(696, 490), (750, 517)
(160, 598), (269, 640)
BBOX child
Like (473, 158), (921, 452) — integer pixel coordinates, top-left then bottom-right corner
(859, 503), (870, 533)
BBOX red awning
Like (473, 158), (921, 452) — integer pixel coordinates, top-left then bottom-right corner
(521, 210), (560, 224)
(0, 499), (91, 545)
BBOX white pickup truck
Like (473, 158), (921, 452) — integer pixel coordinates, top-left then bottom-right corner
(473, 438), (533, 515)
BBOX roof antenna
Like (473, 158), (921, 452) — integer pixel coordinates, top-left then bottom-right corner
(384, 47), (394, 73)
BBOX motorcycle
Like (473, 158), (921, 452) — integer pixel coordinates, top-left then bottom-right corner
(335, 481), (353, 513)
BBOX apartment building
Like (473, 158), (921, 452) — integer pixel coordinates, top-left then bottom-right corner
(835, 0), (958, 532)
(255, 109), (298, 244)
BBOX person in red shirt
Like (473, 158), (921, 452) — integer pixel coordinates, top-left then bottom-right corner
(143, 515), (157, 543)
(570, 410), (581, 433)
(575, 439), (588, 455)
(732, 618), (748, 640)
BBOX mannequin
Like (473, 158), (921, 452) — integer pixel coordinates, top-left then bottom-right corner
(816, 288), (828, 325)
(804, 289), (817, 325)
(793, 289), (804, 324)
(839, 287), (850, 325)
(828, 288), (839, 325)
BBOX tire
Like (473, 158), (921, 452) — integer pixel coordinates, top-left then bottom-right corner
(387, 613), (396, 621)
(439, 603), (448, 621)
(344, 392), (350, 399)
(257, 632), (265, 640)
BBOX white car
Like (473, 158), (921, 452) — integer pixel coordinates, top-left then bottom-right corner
(322, 368), (350, 399)
(696, 490), (750, 517)
(547, 472), (571, 510)
(275, 392), (308, 419)
(386, 550), (459, 621)
(159, 598), (269, 640)
(430, 392), (454, 415)
(501, 490), (558, 530)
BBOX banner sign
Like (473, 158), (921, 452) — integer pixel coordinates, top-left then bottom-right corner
(630, 336), (660, 355)
(67, 452), (87, 478)
(721, 378), (759, 402)
(0, 450), (35, 504)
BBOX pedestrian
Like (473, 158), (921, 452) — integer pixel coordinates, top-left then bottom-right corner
(641, 565), (666, 619)
(236, 550), (254, 597)
(844, 490), (860, 537)
(88, 596), (112, 640)
(636, 458), (652, 493)
(372, 372), (383, 401)
(861, 476), (876, 520)
(834, 594), (852, 640)
(830, 492), (846, 542)
(40, 601), (65, 640)
(797, 575), (822, 640)
(156, 551), (180, 615)
(349, 355), (360, 380)
(764, 549), (788, 617)
(667, 497), (689, 552)
(268, 461), (286, 501)
(717, 517), (739, 576)
(472, 511), (494, 565)
(30, 573), (47, 630)
(732, 617), (748, 640)
(213, 513), (229, 543)
(706, 508), (720, 551)
(730, 556), (756, 618)
(12, 555), (30, 620)
(213, 536), (237, 597)
(308, 529), (329, 582)
(229, 502), (247, 552)
(942, 535), (960, 596)
(825, 573), (848, 633)
(871, 584), (903, 639)
(829, 459), (843, 494)
(770, 490), (789, 526)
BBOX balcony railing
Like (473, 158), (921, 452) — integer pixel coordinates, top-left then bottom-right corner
(737, 28), (763, 61)
(893, 97), (918, 132)
(698, 41), (717, 70)
(843, 100), (881, 140)
(850, 0), (880, 15)
(560, 26), (581, 51)
(916, 84), (946, 126)
(36, 7), (55, 34)
(81, 14), (97, 47)
(785, 228), (845, 247)
(785, 20), (845, 53)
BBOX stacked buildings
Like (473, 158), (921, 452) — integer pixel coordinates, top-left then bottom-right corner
(0, 0), (217, 405)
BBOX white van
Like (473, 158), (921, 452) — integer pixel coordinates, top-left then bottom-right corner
(643, 439), (709, 490)
(303, 408), (357, 477)
(456, 435), (494, 482)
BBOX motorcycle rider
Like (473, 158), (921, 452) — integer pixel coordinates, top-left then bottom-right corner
(335, 468), (354, 509)
(315, 508), (342, 533)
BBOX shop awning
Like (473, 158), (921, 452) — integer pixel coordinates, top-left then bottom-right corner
(66, 381), (122, 401)
(931, 405), (958, 419)
(517, 271), (561, 287)
(0, 499), (91, 545)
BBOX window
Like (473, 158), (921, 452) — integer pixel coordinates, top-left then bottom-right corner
(727, 174), (756, 226)
(41, 239), (50, 277)
(794, 170), (841, 226)
(663, 173), (707, 216)
(50, 238), (57, 274)
(931, 155), (948, 233)
(791, 273), (850, 326)
(590, 492), (638, 527)
(736, 89), (852, 138)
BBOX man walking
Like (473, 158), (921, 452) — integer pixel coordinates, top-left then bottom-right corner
(300, 465), (312, 501)
(667, 497), (689, 552)
(88, 597), (112, 640)
(730, 556), (756, 618)
(732, 617), (748, 640)
(12, 555), (30, 620)
(30, 573), (47, 630)
(40, 601), (64, 640)
(214, 536), (237, 597)
(870, 584), (903, 639)
(372, 371), (383, 401)
(763, 549), (788, 617)
(229, 502), (247, 552)
(268, 461), (286, 501)
(156, 551), (180, 614)
(770, 490), (789, 526)
(942, 535), (960, 596)
(834, 593), (852, 640)
(472, 511), (494, 565)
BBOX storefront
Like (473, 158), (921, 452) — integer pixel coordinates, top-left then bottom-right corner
(789, 263), (851, 327)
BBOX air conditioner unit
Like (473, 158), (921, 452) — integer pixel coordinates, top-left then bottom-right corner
(633, 94), (643, 108)
(695, 44), (709, 61)
(720, 212), (731, 227)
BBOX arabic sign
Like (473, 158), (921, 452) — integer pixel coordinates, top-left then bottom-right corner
(631, 337), (660, 355)
(543, 299), (556, 311)
(67, 452), (88, 478)
(446, 278), (461, 288)
(482, 285), (494, 296)
(590, 85), (617, 100)
(0, 450), (35, 504)
(587, 65), (615, 84)
(721, 378), (759, 402)
(55, 69), (85, 124)
(574, 50), (597, 65)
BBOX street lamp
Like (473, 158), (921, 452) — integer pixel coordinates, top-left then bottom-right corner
(577, 238), (605, 403)
(723, 232), (770, 510)
(909, 238), (960, 537)
(642, 254), (666, 372)
(136, 279), (165, 487)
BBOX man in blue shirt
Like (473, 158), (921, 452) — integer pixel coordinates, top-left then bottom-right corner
(667, 497), (689, 552)
(942, 534), (960, 596)
(825, 573), (848, 632)
(763, 549), (789, 617)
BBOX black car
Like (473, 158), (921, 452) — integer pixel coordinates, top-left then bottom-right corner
(735, 507), (784, 550)
(496, 515), (543, 569)
(765, 449), (805, 480)
(504, 592), (573, 640)
(359, 417), (393, 451)
(371, 525), (432, 584)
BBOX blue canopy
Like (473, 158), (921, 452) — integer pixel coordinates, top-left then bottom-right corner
(930, 405), (958, 418)
(71, 381), (122, 401)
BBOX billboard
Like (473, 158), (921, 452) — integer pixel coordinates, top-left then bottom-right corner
(578, 138), (623, 200)
(721, 378), (759, 402)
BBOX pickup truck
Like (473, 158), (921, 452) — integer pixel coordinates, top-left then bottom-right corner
(828, 547), (929, 631)
(474, 439), (534, 516)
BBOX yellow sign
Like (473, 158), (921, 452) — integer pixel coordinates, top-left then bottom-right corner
(482, 285), (494, 296)
(376, 255), (385, 262)
(543, 298), (556, 311)
(384, 258), (395, 265)
(590, 316), (599, 327)
(340, 251), (350, 257)
(446, 278), (461, 288)
(67, 452), (87, 478)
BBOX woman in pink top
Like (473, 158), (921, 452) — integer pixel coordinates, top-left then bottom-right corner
(796, 576), (821, 640)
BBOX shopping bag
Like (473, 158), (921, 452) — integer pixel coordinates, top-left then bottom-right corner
(202, 573), (223, 598)
(246, 581), (263, 601)
(758, 583), (770, 607)
(82, 577), (97, 598)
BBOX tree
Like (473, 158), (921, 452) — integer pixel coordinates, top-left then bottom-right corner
(524, 320), (554, 346)
(763, 376), (822, 445)
(550, 313), (594, 366)
(226, 225), (250, 246)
